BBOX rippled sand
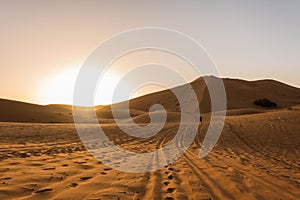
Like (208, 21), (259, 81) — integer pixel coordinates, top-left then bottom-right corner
(0, 108), (299, 200)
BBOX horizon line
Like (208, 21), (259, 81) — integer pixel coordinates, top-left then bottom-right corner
(1, 76), (299, 107)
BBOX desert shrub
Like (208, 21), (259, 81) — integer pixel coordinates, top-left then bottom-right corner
(254, 98), (277, 108)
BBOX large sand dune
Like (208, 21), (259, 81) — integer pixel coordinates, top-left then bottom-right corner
(0, 99), (73, 123)
(1, 77), (300, 123)
(0, 77), (299, 199)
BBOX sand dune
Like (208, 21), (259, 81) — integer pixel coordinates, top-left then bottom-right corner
(109, 76), (300, 113)
(0, 77), (300, 199)
(1, 77), (300, 123)
(0, 99), (73, 123)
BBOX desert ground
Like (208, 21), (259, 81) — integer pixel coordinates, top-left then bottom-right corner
(0, 77), (299, 200)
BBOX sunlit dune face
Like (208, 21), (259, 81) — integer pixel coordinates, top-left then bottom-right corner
(38, 68), (119, 105)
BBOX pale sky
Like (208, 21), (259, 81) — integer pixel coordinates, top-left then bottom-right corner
(0, 0), (299, 105)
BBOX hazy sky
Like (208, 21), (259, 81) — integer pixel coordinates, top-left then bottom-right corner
(0, 0), (299, 105)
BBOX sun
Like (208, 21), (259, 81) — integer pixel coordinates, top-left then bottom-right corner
(37, 68), (77, 105)
(94, 72), (120, 105)
(38, 68), (119, 106)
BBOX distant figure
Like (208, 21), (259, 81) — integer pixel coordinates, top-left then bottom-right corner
(199, 116), (202, 122)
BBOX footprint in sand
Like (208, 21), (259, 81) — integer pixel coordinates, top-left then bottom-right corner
(163, 181), (170, 186)
(69, 183), (78, 187)
(18, 152), (31, 158)
(80, 176), (93, 181)
(165, 197), (174, 200)
(100, 172), (107, 175)
(43, 167), (56, 170)
(166, 188), (176, 193)
(167, 175), (174, 180)
(103, 167), (112, 171)
(1, 177), (12, 180)
(77, 161), (87, 164)
(35, 188), (53, 193)
(9, 162), (20, 165)
(74, 161), (87, 164)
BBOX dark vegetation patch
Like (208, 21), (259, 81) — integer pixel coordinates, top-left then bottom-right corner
(254, 98), (277, 108)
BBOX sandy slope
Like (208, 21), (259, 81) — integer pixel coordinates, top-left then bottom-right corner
(1, 77), (300, 123)
(0, 99), (73, 123)
(109, 76), (300, 113)
(0, 108), (299, 200)
(0, 77), (299, 199)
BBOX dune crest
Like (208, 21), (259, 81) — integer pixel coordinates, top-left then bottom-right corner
(1, 77), (300, 123)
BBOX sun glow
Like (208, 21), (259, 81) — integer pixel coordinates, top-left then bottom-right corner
(38, 68), (120, 106)
(94, 72), (120, 105)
